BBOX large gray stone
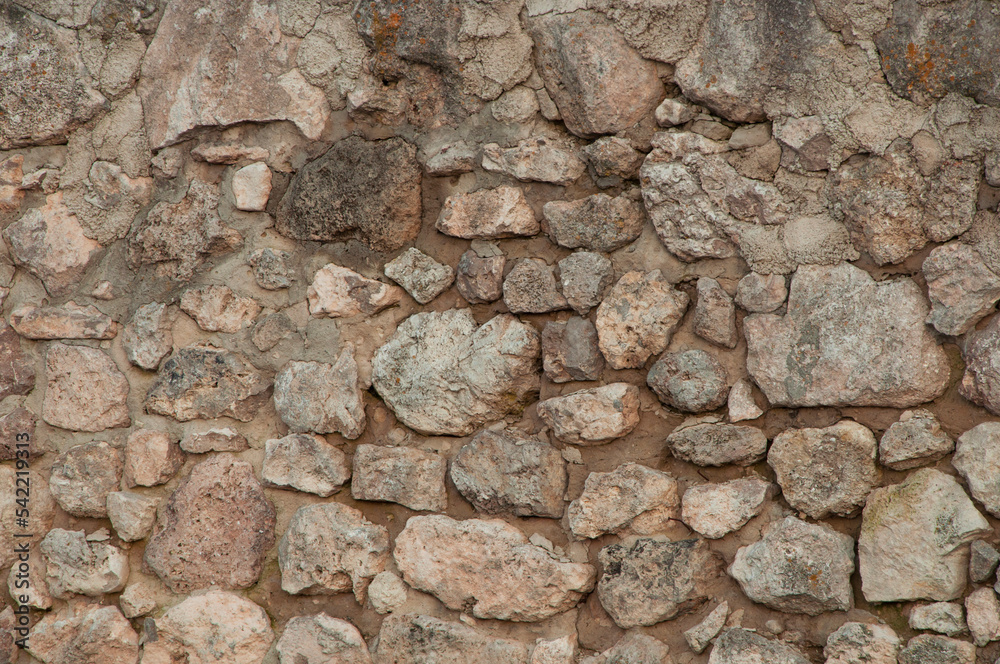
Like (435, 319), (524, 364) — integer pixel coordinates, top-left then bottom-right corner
(352, 444), (448, 512)
(568, 463), (679, 539)
(879, 409), (954, 471)
(273, 348), (365, 439)
(542, 193), (645, 253)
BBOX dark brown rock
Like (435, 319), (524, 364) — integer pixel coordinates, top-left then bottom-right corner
(0, 408), (38, 461)
(542, 317), (604, 383)
(0, 320), (34, 402)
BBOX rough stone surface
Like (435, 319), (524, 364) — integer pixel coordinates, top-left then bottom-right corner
(684, 602), (729, 654)
(252, 312), (296, 351)
(0, 320), (35, 402)
(537, 383), (640, 445)
(122, 302), (176, 370)
(595, 270), (689, 370)
(385, 247), (455, 304)
(262, 433), (351, 497)
(970, 540), (1000, 584)
(897, 635), (976, 664)
(598, 537), (718, 629)
(372, 310), (540, 436)
(276, 614), (372, 664)
(823, 622), (901, 664)
(707, 628), (809, 664)
(179, 427), (249, 454)
(106, 491), (158, 542)
(880, 409), (954, 471)
(144, 455), (276, 593)
(41, 528), (128, 598)
(666, 422), (768, 467)
(180, 285), (260, 333)
(694, 277), (737, 348)
(736, 272), (787, 313)
(120, 583), (157, 619)
(568, 463), (679, 538)
(647, 350), (729, 413)
(394, 515), (595, 621)
(727, 378), (763, 422)
(959, 313), (1000, 416)
(953, 422), (1000, 518)
(503, 258), (568, 313)
(482, 138), (586, 185)
(923, 242), (1000, 336)
(859, 468), (991, 603)
(909, 603), (967, 637)
(10, 302), (117, 339)
(307, 263), (404, 318)
(542, 317), (604, 383)
(437, 187), (539, 239)
(965, 587), (1000, 647)
(374, 614), (530, 663)
(542, 193), (645, 252)
(0, 407), (38, 462)
(558, 252), (613, 315)
(123, 428), (183, 488)
(277, 137), (421, 252)
(43, 343), (130, 432)
(279, 502), (390, 600)
(248, 248), (292, 290)
(232, 162), (272, 212)
(26, 605), (138, 664)
(579, 633), (671, 664)
(583, 136), (644, 184)
(456, 249), (505, 304)
(729, 516), (855, 615)
(274, 349), (365, 438)
(746, 263), (950, 408)
(451, 429), (565, 518)
(368, 571), (408, 615)
(768, 420), (880, 519)
(49, 441), (123, 518)
(682, 476), (771, 539)
(144, 345), (270, 422)
(352, 444), (448, 512)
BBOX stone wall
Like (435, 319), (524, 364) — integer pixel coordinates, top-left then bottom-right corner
(1, 0), (999, 662)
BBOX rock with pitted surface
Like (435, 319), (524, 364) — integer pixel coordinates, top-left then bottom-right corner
(647, 350), (729, 413)
(542, 193), (645, 253)
(41, 528), (128, 598)
(49, 441), (123, 518)
(859, 469), (990, 602)
(595, 270), (689, 370)
(179, 285), (260, 333)
(252, 312), (297, 352)
(43, 343), (130, 432)
(879, 409), (954, 471)
(960, 314), (1000, 416)
(437, 187), (539, 239)
(482, 138), (586, 185)
(568, 463), (679, 538)
(352, 444), (448, 512)
(248, 247), (292, 290)
(0, 320), (34, 402)
(682, 476), (772, 539)
(27, 605), (138, 664)
(373, 614), (530, 664)
(144, 454), (276, 593)
(537, 383), (640, 445)
(542, 317), (604, 383)
(953, 423), (1000, 518)
(824, 623), (901, 664)
(0, 408), (38, 462)
(372, 310), (540, 436)
(735, 272), (787, 313)
(767, 420), (880, 519)
(123, 429), (183, 488)
(279, 502), (389, 601)
(144, 345), (270, 422)
(450, 429), (565, 518)
(708, 628), (809, 664)
(394, 515), (595, 621)
(583, 136), (644, 185)
(533, 634), (577, 664)
(729, 516), (855, 615)
(897, 635), (976, 664)
(140, 590), (274, 664)
(262, 434), (350, 498)
(10, 302), (118, 339)
(598, 537), (718, 629)
(307, 263), (404, 318)
(277, 136), (421, 252)
(666, 421), (768, 467)
(694, 277), (738, 348)
(106, 491), (158, 542)
(503, 258), (568, 314)
(558, 252), (614, 316)
(456, 248), (505, 304)
(909, 603), (968, 637)
(276, 614), (372, 664)
(746, 263), (950, 408)
(274, 348), (365, 438)
(923, 242), (1000, 336)
(122, 302), (176, 371)
(385, 248), (455, 304)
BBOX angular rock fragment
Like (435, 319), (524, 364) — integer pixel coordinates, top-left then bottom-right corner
(909, 603), (967, 637)
(897, 635), (976, 664)
(735, 272), (787, 313)
(923, 242), (1000, 336)
(128, 180), (242, 280)
(959, 314), (1000, 415)
(10, 302), (118, 339)
(276, 614), (372, 664)
(595, 270), (689, 370)
(537, 383), (640, 445)
(27, 605), (138, 664)
(144, 345), (270, 422)
(274, 348), (365, 438)
(306, 263), (404, 318)
(694, 277), (737, 348)
(252, 312), (297, 352)
(145, 455), (276, 593)
(880, 409), (954, 471)
(542, 193), (645, 252)
(424, 141), (476, 176)
(179, 427), (249, 454)
(542, 317), (604, 383)
(729, 516), (855, 615)
(373, 615), (530, 664)
(558, 252), (613, 315)
(768, 420), (880, 519)
(277, 136), (421, 252)
(456, 248), (505, 304)
(965, 587), (1000, 646)
(9, 552), (51, 610)
(685, 602), (729, 654)
(262, 434), (350, 497)
(372, 310), (540, 436)
(451, 430), (566, 518)
(394, 515), (595, 621)
(582, 136), (644, 184)
(368, 571), (408, 615)
(43, 343), (129, 432)
(141, 591), (274, 664)
(859, 469), (990, 602)
(106, 491), (159, 542)
(436, 187), (539, 239)
(579, 633), (671, 664)
(746, 263), (949, 408)
(122, 302), (176, 370)
(123, 429), (184, 488)
(0, 408), (38, 462)
(727, 378), (763, 422)
(598, 538), (717, 629)
(41, 528), (128, 598)
(352, 444), (447, 512)
(655, 97), (696, 127)
(232, 162), (272, 212)
(774, 115), (831, 172)
(954, 422), (1000, 518)
(49, 441), (123, 518)
(385, 248), (455, 304)
(682, 476), (771, 539)
(120, 583), (157, 619)
(0, 320), (34, 402)
(533, 634), (577, 664)
(529, 11), (663, 138)
(648, 350), (728, 413)
(503, 258), (568, 313)
(667, 421), (768, 467)
(482, 138), (586, 185)
(247, 247), (292, 290)
(180, 285), (260, 333)
(707, 628), (809, 664)
(823, 623), (901, 664)
(279, 502), (389, 600)
(970, 540), (1000, 584)
(568, 463), (679, 538)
